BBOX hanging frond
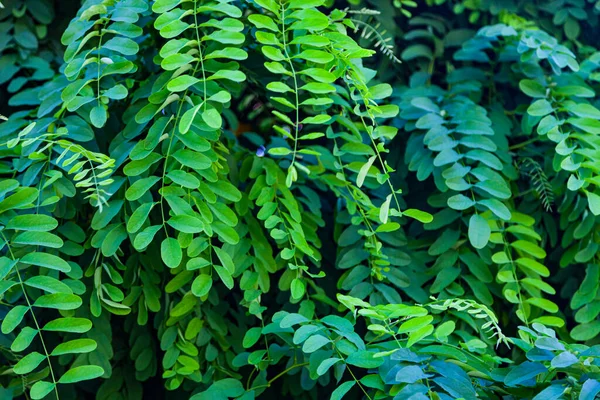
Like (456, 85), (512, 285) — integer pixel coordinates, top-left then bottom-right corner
(346, 8), (402, 64)
(519, 157), (555, 212)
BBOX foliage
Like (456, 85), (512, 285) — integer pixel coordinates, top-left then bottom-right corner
(3, 0), (600, 399)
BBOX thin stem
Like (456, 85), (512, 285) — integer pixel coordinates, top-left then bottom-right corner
(509, 137), (540, 150)
(248, 362), (309, 391)
(278, 1), (301, 179)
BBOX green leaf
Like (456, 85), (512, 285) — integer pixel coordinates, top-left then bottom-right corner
(30, 381), (56, 400)
(511, 240), (546, 259)
(379, 194), (392, 224)
(161, 238), (182, 268)
(519, 79), (546, 98)
(398, 315), (433, 334)
(125, 176), (160, 201)
(346, 351), (384, 368)
(59, 365), (104, 384)
(479, 199), (511, 220)
(11, 326), (38, 352)
(25, 276), (72, 294)
(434, 321), (456, 340)
(127, 203), (154, 233)
(566, 103), (600, 118)
(568, 117), (600, 134)
(403, 209), (433, 223)
(191, 274), (212, 297)
(13, 352), (46, 374)
(20, 252), (71, 273)
(103, 37), (139, 55)
(7, 214), (58, 231)
(296, 50), (333, 63)
(1, 305), (28, 334)
(527, 297), (559, 313)
(202, 107), (222, 129)
(167, 215), (204, 233)
(248, 14), (278, 31)
(407, 324), (434, 347)
(51, 339), (97, 356)
(34, 293), (82, 310)
(242, 327), (262, 348)
(468, 214), (490, 249)
(356, 155), (376, 187)
(167, 75), (200, 92)
(291, 278), (305, 299)
(0, 187), (38, 213)
(42, 318), (92, 333)
(173, 149), (212, 170)
(13, 231), (63, 248)
(586, 191), (600, 215)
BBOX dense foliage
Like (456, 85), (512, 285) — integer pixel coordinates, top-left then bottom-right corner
(4, 0), (600, 398)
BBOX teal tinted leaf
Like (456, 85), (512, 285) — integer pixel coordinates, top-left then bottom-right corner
(90, 105), (107, 128)
(280, 313), (309, 328)
(580, 379), (600, 400)
(551, 351), (578, 368)
(468, 214), (490, 249)
(317, 358), (341, 376)
(504, 361), (547, 386)
(331, 381), (355, 400)
(0, 257), (18, 280)
(302, 335), (330, 353)
(447, 194), (475, 210)
(527, 100), (554, 117)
